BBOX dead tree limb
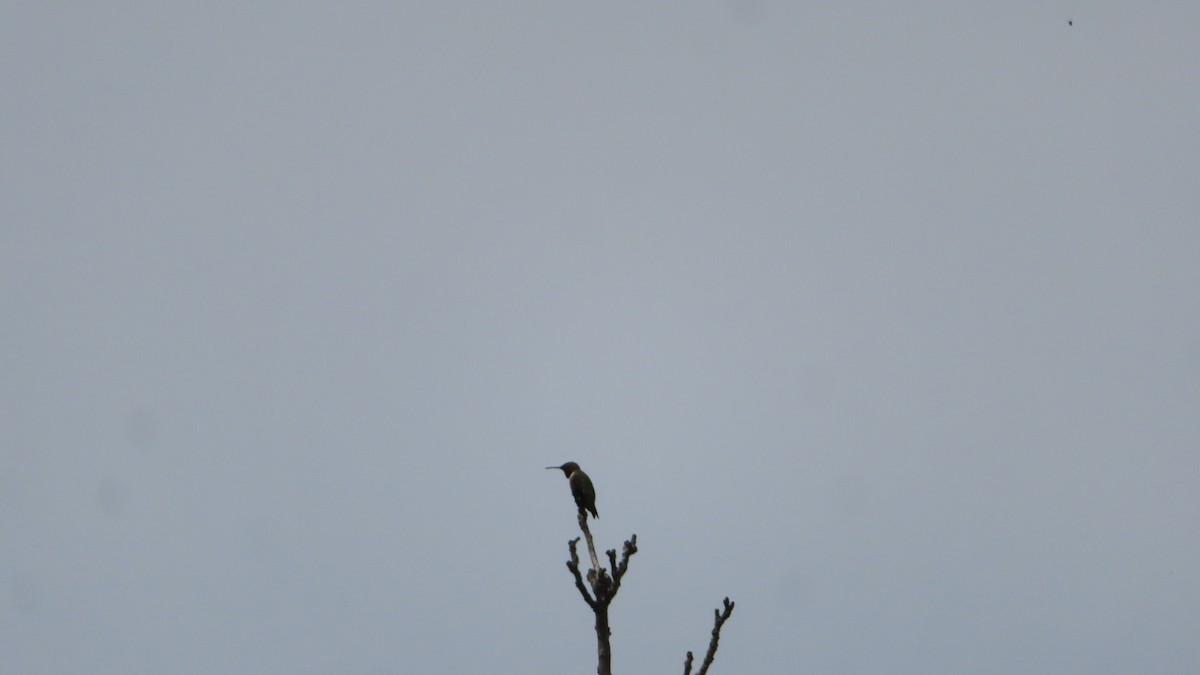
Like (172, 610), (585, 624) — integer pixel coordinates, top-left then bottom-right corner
(559, 506), (637, 675)
(682, 597), (735, 675)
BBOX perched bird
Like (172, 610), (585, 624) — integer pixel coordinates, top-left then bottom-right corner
(546, 461), (599, 519)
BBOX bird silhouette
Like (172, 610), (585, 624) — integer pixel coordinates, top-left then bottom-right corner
(546, 462), (598, 519)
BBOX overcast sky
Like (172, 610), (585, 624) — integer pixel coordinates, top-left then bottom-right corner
(3, 3), (1198, 673)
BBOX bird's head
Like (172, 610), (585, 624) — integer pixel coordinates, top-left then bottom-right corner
(545, 461), (581, 477)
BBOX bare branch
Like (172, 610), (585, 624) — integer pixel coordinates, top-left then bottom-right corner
(610, 535), (638, 595)
(565, 538), (596, 608)
(694, 597), (735, 675)
(577, 509), (601, 573)
(683, 650), (695, 675)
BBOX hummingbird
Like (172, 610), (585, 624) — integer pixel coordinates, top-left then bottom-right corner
(546, 461), (599, 519)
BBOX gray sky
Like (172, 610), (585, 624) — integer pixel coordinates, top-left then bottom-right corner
(3, 3), (1198, 673)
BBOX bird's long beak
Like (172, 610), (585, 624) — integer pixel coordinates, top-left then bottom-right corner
(545, 466), (558, 470)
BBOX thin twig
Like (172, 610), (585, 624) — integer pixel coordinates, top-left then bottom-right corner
(695, 597), (735, 675)
(610, 536), (637, 595)
(577, 509), (602, 570)
(565, 538), (596, 608)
